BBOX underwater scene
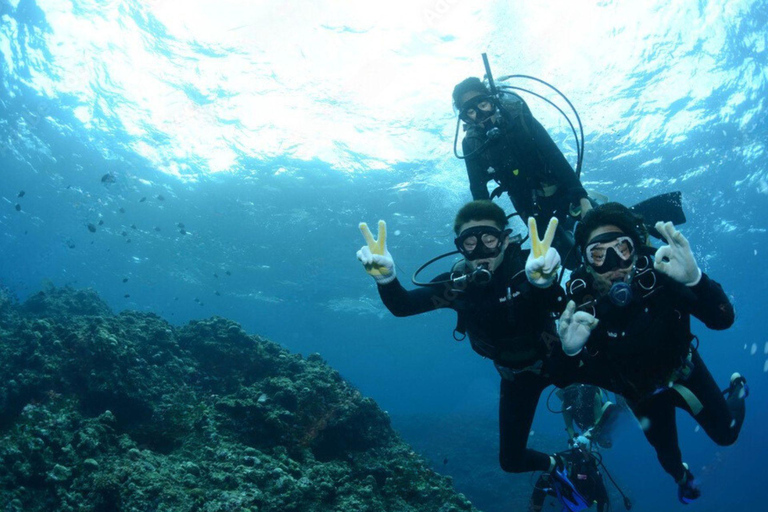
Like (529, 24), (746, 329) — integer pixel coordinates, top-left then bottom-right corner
(1, 0), (767, 511)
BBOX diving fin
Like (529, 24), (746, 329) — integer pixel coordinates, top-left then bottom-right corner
(551, 465), (590, 512)
(630, 191), (686, 240)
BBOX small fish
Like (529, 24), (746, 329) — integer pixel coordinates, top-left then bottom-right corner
(139, 197), (146, 203)
(15, 204), (21, 211)
(98, 219), (104, 226)
(124, 294), (130, 298)
(179, 229), (187, 235)
(131, 224), (137, 229)
(17, 190), (25, 198)
(213, 273), (219, 278)
(194, 297), (200, 303)
(119, 207), (125, 213)
(87, 223), (97, 233)
(225, 270), (231, 276)
(157, 194), (165, 201)
(177, 222), (185, 229)
(154, 226), (161, 232)
(101, 173), (116, 184)
(66, 241), (76, 249)
(443, 458), (448, 465)
(215, 291), (221, 296)
(126, 239), (131, 243)
(122, 278), (128, 283)
(121, 231), (127, 236)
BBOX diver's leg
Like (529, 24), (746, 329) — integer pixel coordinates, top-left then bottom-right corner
(498, 372), (552, 473)
(627, 394), (687, 482)
(674, 351), (746, 446)
(530, 474), (550, 512)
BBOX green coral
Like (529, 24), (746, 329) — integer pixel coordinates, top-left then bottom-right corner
(0, 286), (479, 512)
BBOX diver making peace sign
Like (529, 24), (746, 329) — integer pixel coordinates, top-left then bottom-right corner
(357, 201), (584, 488)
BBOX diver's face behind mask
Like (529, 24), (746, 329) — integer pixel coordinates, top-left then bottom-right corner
(459, 92), (496, 126)
(455, 221), (510, 273)
(584, 225), (636, 293)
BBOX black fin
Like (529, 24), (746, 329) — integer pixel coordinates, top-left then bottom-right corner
(630, 191), (686, 240)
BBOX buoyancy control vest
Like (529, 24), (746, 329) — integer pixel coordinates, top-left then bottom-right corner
(451, 243), (563, 368)
(565, 247), (696, 398)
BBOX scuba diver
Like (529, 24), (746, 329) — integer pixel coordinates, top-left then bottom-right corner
(452, 54), (690, 269)
(556, 384), (623, 449)
(557, 202), (748, 504)
(453, 75), (590, 269)
(356, 200), (580, 487)
(530, 436), (612, 512)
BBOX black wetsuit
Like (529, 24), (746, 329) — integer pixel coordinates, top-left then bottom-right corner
(562, 249), (744, 482)
(377, 243), (567, 473)
(462, 93), (588, 267)
(531, 448), (609, 512)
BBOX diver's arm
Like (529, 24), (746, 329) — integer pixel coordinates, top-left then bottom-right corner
(562, 407), (577, 439)
(592, 389), (604, 427)
(527, 111), (588, 205)
(463, 139), (491, 200)
(529, 282), (567, 313)
(684, 272), (735, 330)
(376, 275), (454, 317)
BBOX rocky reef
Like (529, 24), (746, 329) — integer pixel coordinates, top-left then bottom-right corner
(0, 286), (478, 512)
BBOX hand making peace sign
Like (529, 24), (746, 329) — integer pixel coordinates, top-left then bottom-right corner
(525, 217), (562, 288)
(357, 220), (397, 285)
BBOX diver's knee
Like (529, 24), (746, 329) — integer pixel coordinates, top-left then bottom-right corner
(711, 430), (738, 447)
(499, 453), (526, 473)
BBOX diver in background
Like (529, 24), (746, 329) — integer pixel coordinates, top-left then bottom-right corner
(558, 202), (748, 504)
(453, 77), (591, 268)
(557, 384), (622, 449)
(530, 436), (610, 512)
(357, 201), (580, 486)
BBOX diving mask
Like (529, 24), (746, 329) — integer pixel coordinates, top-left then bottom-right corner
(584, 233), (635, 274)
(459, 94), (496, 124)
(455, 226), (509, 261)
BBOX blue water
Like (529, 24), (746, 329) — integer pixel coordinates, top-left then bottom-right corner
(1, 1), (767, 510)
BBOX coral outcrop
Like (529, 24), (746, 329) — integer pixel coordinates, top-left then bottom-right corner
(0, 287), (477, 512)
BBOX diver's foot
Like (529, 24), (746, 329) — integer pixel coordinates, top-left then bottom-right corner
(677, 463), (700, 505)
(729, 372), (749, 399)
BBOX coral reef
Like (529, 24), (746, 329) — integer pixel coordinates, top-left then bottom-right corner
(0, 286), (477, 512)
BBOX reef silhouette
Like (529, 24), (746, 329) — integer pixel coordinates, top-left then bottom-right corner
(0, 286), (477, 512)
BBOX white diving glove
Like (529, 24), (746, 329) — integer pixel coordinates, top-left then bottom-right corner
(558, 300), (599, 356)
(525, 217), (561, 288)
(653, 221), (702, 286)
(357, 220), (396, 285)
